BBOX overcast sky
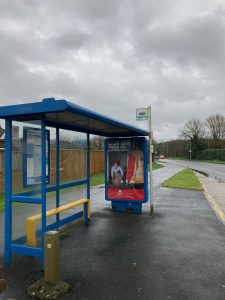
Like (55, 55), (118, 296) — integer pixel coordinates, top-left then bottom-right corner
(1, 0), (225, 140)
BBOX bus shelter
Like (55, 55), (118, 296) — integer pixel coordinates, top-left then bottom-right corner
(0, 98), (149, 266)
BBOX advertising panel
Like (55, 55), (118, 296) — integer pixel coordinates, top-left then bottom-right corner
(23, 127), (50, 187)
(105, 137), (148, 202)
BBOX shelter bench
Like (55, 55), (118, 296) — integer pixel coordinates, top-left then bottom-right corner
(26, 198), (90, 247)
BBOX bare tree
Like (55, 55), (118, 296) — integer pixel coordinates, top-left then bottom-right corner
(180, 119), (205, 140)
(180, 119), (206, 158)
(206, 114), (225, 149)
(90, 136), (104, 150)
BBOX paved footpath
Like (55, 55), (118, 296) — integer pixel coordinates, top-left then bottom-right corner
(164, 159), (225, 227)
(196, 173), (225, 225)
(2, 164), (225, 299)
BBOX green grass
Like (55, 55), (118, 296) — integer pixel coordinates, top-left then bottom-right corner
(162, 168), (203, 191)
(90, 173), (104, 186)
(0, 192), (4, 212)
(152, 162), (164, 170)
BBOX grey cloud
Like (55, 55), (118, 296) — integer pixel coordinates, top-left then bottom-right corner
(0, 0), (225, 140)
(134, 13), (225, 67)
(50, 30), (92, 50)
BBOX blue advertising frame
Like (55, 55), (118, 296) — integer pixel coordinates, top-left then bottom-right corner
(23, 127), (50, 188)
(104, 137), (149, 204)
(1, 98), (148, 267)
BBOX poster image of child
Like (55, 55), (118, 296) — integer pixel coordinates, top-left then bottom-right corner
(111, 161), (123, 187)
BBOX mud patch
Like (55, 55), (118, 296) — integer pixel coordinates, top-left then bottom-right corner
(27, 279), (71, 299)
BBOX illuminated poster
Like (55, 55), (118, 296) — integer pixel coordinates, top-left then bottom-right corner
(105, 138), (148, 202)
(23, 128), (50, 187)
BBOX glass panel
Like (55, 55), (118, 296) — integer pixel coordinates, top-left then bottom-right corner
(47, 126), (56, 187)
(12, 202), (42, 248)
(12, 120), (42, 195)
(58, 184), (87, 222)
(59, 129), (87, 184)
(46, 191), (57, 226)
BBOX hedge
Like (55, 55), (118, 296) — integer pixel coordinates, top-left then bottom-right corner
(196, 149), (225, 161)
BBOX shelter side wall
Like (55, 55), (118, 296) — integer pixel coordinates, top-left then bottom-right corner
(0, 149), (104, 192)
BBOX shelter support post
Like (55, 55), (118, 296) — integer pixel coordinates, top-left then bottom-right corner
(4, 119), (12, 263)
(41, 116), (47, 268)
(56, 127), (60, 229)
(84, 133), (90, 225)
(148, 106), (154, 215)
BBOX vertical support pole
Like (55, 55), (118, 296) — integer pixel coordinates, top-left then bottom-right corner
(56, 127), (60, 229)
(104, 139), (108, 201)
(143, 137), (149, 206)
(148, 106), (154, 216)
(84, 133), (90, 225)
(4, 119), (12, 263)
(41, 116), (47, 269)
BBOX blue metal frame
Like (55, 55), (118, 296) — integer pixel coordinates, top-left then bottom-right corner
(41, 115), (47, 268)
(23, 127), (50, 188)
(84, 133), (90, 225)
(14, 179), (87, 197)
(56, 127), (60, 228)
(11, 196), (42, 204)
(104, 137), (149, 204)
(4, 119), (12, 263)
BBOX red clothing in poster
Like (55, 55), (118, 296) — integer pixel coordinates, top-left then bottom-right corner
(126, 152), (135, 182)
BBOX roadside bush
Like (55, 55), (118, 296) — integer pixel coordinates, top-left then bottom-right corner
(196, 149), (225, 161)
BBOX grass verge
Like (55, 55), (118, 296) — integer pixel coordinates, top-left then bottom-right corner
(90, 173), (104, 186)
(162, 168), (203, 191)
(153, 162), (164, 170)
(0, 165), (165, 212)
(0, 193), (4, 212)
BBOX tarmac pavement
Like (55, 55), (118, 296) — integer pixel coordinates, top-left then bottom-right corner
(196, 173), (225, 225)
(2, 163), (225, 299)
(164, 159), (225, 227)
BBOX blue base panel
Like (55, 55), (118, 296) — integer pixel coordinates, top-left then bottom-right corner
(111, 201), (142, 214)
